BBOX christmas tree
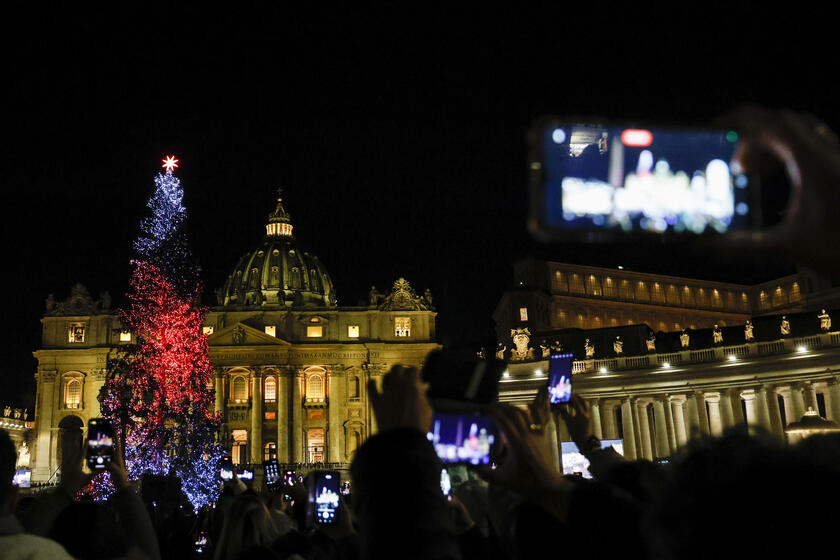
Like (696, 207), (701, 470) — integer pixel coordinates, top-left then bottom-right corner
(99, 156), (223, 509)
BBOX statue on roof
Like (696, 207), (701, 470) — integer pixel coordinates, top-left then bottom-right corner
(680, 330), (690, 349)
(744, 320), (755, 342)
(780, 316), (791, 336)
(540, 340), (550, 358)
(646, 332), (656, 352)
(496, 342), (506, 360)
(819, 309), (831, 332)
(713, 324), (723, 345)
(379, 278), (431, 311)
(584, 338), (595, 359)
(45, 284), (98, 316)
(613, 336), (623, 355)
(510, 328), (534, 361)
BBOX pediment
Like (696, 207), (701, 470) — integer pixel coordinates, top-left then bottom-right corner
(207, 322), (291, 347)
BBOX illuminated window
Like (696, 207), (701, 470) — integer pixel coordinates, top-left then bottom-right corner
(554, 271), (568, 292)
(231, 430), (248, 465)
(711, 290), (723, 309)
(557, 310), (568, 327)
(264, 377), (276, 402)
(65, 378), (81, 409)
(790, 283), (801, 302)
(347, 325), (360, 338)
(569, 274), (585, 294)
(68, 323), (85, 343)
(307, 325), (323, 337)
(232, 376), (248, 402)
(666, 285), (680, 305)
(725, 291), (737, 310)
(586, 275), (602, 296)
(620, 280), (634, 300)
(652, 283), (665, 303)
(519, 307), (529, 321)
(603, 277), (617, 298)
(265, 325), (276, 337)
(203, 326), (214, 335)
(395, 317), (411, 337)
(758, 291), (769, 311)
(291, 267), (301, 289)
(772, 286), (785, 307)
(349, 376), (360, 399)
(681, 286), (695, 306)
(250, 268), (260, 288)
(740, 292), (750, 311)
(696, 288), (709, 307)
(307, 374), (324, 401)
(307, 428), (325, 463)
(270, 266), (280, 285)
(635, 281), (650, 302)
(119, 330), (131, 342)
(264, 442), (277, 461)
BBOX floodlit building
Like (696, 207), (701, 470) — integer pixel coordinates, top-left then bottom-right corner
(30, 198), (439, 482)
(494, 258), (840, 464)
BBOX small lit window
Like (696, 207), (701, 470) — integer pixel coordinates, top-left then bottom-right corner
(265, 325), (276, 337)
(395, 317), (411, 337)
(264, 442), (277, 461)
(519, 307), (529, 321)
(307, 325), (323, 338)
(264, 377), (276, 401)
(307, 375), (325, 401)
(348, 325), (360, 338)
(231, 429), (248, 465)
(232, 376), (248, 402)
(68, 323), (85, 343)
(119, 330), (131, 342)
(65, 378), (81, 409)
(203, 326), (215, 335)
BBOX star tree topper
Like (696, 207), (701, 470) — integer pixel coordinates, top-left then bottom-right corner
(162, 155), (179, 172)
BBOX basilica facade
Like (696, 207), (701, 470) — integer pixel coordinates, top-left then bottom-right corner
(30, 198), (439, 482)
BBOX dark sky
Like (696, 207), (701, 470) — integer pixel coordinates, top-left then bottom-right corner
(4, 9), (836, 409)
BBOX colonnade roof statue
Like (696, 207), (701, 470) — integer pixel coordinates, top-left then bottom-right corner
(218, 195), (336, 308)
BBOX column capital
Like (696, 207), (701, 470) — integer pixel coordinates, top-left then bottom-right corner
(252, 367), (265, 379)
(668, 394), (686, 404)
(703, 392), (721, 403)
(740, 388), (756, 400)
(38, 370), (57, 382)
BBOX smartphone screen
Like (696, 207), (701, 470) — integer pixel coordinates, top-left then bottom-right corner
(85, 418), (114, 470)
(194, 532), (207, 555)
(13, 470), (31, 488)
(531, 120), (754, 239)
(548, 352), (574, 404)
(428, 412), (496, 465)
(219, 456), (233, 481)
(238, 469), (254, 481)
(340, 481), (351, 496)
(310, 471), (340, 525)
(264, 459), (280, 491)
(284, 470), (296, 486)
(440, 468), (451, 499)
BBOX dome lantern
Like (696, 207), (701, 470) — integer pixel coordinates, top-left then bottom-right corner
(266, 193), (293, 238)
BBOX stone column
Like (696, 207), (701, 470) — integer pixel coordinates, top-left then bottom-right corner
(250, 368), (264, 464)
(694, 392), (711, 436)
(653, 398), (671, 458)
(780, 390), (794, 427)
(601, 402), (617, 439)
(704, 392), (723, 437)
(790, 383), (807, 420)
(762, 385), (784, 440)
(635, 400), (654, 460)
(741, 389), (758, 427)
(729, 390), (746, 425)
(827, 378), (840, 421)
(669, 396), (688, 448)
(684, 393), (701, 441)
(620, 398), (637, 460)
(589, 399), (603, 439)
(214, 368), (225, 416)
(33, 371), (57, 481)
(754, 386), (773, 434)
(803, 382), (819, 412)
(292, 370), (303, 462)
(328, 368), (345, 463)
(276, 369), (290, 462)
(719, 389), (735, 428)
(662, 396), (678, 452)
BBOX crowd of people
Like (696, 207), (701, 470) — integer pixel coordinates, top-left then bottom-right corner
(2, 364), (840, 560)
(2, 108), (840, 559)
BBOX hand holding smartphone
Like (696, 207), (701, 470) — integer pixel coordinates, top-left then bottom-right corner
(306, 470), (341, 526)
(85, 418), (115, 471)
(219, 456), (233, 481)
(548, 352), (574, 405)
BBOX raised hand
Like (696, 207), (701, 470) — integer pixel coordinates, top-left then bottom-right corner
(368, 365), (434, 433)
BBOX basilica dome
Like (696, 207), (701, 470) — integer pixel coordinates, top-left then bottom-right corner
(219, 197), (336, 307)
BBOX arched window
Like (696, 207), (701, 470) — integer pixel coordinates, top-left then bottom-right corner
(586, 275), (602, 296)
(772, 286), (786, 307)
(65, 378), (81, 409)
(666, 285), (680, 305)
(681, 286), (695, 306)
(790, 282), (801, 302)
(554, 271), (568, 292)
(307, 374), (324, 401)
(310, 269), (320, 292)
(232, 376), (248, 402)
(651, 283), (665, 304)
(603, 277), (617, 298)
(264, 377), (276, 402)
(270, 266), (280, 286)
(264, 442), (277, 461)
(696, 288), (709, 307)
(290, 267), (301, 289)
(349, 376), (360, 400)
(758, 291), (769, 311)
(250, 268), (260, 288)
(619, 280), (634, 300)
(711, 290), (723, 309)
(635, 281), (650, 302)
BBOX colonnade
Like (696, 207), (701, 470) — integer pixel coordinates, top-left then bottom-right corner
(576, 378), (840, 460)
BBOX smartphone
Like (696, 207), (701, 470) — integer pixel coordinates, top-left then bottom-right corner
(13, 469), (31, 488)
(440, 468), (452, 500)
(422, 348), (506, 405)
(528, 118), (760, 242)
(428, 411), (497, 465)
(308, 470), (340, 526)
(264, 459), (280, 491)
(85, 418), (114, 470)
(238, 468), (254, 481)
(194, 531), (207, 555)
(548, 352), (574, 404)
(219, 456), (233, 481)
(284, 469), (297, 485)
(340, 481), (351, 496)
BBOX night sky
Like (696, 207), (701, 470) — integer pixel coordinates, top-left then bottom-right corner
(4, 9), (836, 409)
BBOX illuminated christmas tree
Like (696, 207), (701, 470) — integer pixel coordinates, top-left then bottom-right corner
(99, 156), (223, 509)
